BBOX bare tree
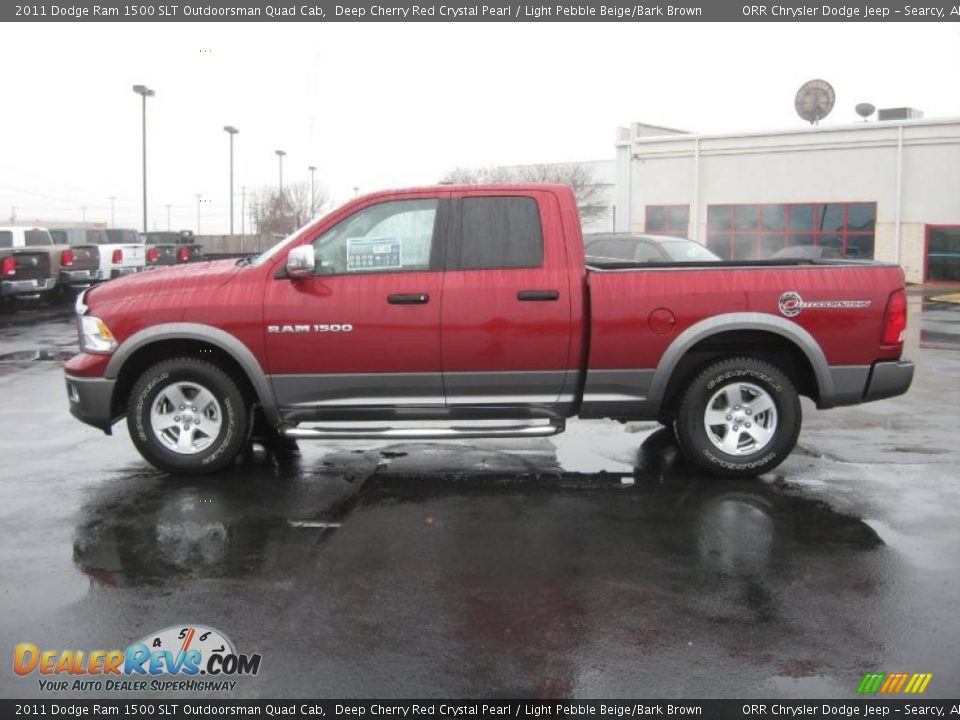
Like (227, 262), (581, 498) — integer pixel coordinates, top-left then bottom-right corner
(440, 163), (608, 221)
(249, 181), (331, 237)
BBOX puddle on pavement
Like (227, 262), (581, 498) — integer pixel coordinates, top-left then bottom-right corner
(71, 431), (883, 589)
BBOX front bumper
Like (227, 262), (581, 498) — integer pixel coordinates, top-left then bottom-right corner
(1, 277), (56, 296)
(864, 359), (915, 402)
(65, 375), (117, 434)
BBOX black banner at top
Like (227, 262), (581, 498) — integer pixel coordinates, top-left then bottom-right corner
(5, 0), (960, 22)
(3, 699), (960, 718)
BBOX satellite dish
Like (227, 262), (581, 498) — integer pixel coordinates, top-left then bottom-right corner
(795, 79), (835, 125)
(855, 102), (876, 122)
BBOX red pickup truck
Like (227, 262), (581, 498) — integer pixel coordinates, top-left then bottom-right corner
(64, 184), (913, 478)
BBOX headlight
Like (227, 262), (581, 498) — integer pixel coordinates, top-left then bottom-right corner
(79, 315), (118, 354)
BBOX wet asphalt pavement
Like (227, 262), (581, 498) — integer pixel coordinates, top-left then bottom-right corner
(1, 296), (958, 699)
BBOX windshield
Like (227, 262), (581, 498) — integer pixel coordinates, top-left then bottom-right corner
(660, 239), (721, 262)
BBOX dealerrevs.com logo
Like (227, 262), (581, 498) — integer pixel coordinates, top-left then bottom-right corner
(14, 624), (261, 693)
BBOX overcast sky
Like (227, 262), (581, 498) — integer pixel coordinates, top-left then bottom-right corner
(1, 22), (958, 233)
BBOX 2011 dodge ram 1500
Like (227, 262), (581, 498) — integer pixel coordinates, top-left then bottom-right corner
(64, 184), (913, 477)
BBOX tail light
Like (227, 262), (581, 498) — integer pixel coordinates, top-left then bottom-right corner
(178, 247), (190, 262)
(112, 249), (123, 264)
(61, 249), (74, 267)
(881, 289), (907, 345)
(146, 248), (159, 263)
(1, 257), (15, 276)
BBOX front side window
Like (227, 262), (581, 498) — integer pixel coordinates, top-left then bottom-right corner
(457, 197), (543, 270)
(312, 199), (438, 275)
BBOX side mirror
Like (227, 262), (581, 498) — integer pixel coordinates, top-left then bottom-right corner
(286, 245), (315, 278)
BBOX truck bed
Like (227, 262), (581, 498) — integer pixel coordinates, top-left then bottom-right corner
(581, 260), (905, 419)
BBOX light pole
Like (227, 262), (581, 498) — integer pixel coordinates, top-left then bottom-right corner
(165, 204), (172, 230)
(132, 85), (155, 233)
(81, 206), (87, 223)
(275, 150), (286, 197)
(240, 185), (246, 238)
(109, 196), (116, 227)
(195, 194), (202, 234)
(308, 165), (317, 217)
(223, 126), (239, 235)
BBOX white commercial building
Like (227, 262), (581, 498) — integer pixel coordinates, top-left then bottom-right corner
(612, 116), (960, 283)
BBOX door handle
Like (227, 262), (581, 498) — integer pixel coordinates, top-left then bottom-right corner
(388, 293), (430, 305)
(517, 290), (559, 301)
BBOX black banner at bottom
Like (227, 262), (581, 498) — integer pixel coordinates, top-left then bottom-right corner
(3, 699), (958, 719)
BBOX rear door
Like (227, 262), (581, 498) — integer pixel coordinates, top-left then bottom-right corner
(263, 193), (449, 418)
(440, 191), (573, 408)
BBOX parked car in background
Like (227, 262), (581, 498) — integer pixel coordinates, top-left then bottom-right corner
(0, 226), (98, 300)
(585, 233), (722, 264)
(51, 228), (145, 281)
(768, 245), (844, 261)
(145, 244), (177, 269)
(175, 244), (204, 264)
(141, 230), (203, 267)
(0, 228), (55, 309)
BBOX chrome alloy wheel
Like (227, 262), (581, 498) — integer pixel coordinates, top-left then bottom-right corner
(703, 382), (778, 456)
(150, 381), (223, 455)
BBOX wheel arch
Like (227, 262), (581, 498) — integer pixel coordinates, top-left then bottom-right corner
(106, 323), (280, 425)
(650, 313), (834, 415)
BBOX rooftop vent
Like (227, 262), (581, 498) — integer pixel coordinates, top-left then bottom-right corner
(877, 107), (924, 121)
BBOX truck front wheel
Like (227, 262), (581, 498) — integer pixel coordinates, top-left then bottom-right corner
(127, 357), (249, 475)
(674, 357), (801, 478)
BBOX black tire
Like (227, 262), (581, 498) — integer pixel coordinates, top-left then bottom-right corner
(674, 357), (801, 478)
(127, 357), (249, 475)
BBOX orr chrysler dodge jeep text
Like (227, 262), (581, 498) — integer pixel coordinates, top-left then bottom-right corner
(64, 184), (913, 477)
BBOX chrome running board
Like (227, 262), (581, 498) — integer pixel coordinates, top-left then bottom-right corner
(282, 419), (565, 440)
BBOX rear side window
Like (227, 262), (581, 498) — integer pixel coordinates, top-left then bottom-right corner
(25, 230), (52, 247)
(0, 232), (12, 248)
(457, 197), (543, 270)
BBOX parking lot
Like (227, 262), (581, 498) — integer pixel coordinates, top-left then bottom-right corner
(1, 293), (958, 699)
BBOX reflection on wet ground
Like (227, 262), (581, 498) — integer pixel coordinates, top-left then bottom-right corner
(53, 431), (905, 698)
(918, 299), (960, 350)
(72, 430), (883, 589)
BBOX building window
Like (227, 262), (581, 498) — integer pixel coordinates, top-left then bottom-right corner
(927, 226), (960, 282)
(707, 202), (876, 260)
(645, 205), (690, 238)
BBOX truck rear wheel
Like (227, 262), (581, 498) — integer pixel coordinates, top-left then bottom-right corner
(674, 357), (801, 478)
(127, 357), (248, 475)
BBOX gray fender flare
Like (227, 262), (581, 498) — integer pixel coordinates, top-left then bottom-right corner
(646, 312), (835, 412)
(105, 323), (280, 424)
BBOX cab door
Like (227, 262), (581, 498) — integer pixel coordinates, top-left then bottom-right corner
(263, 194), (449, 419)
(440, 191), (574, 411)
